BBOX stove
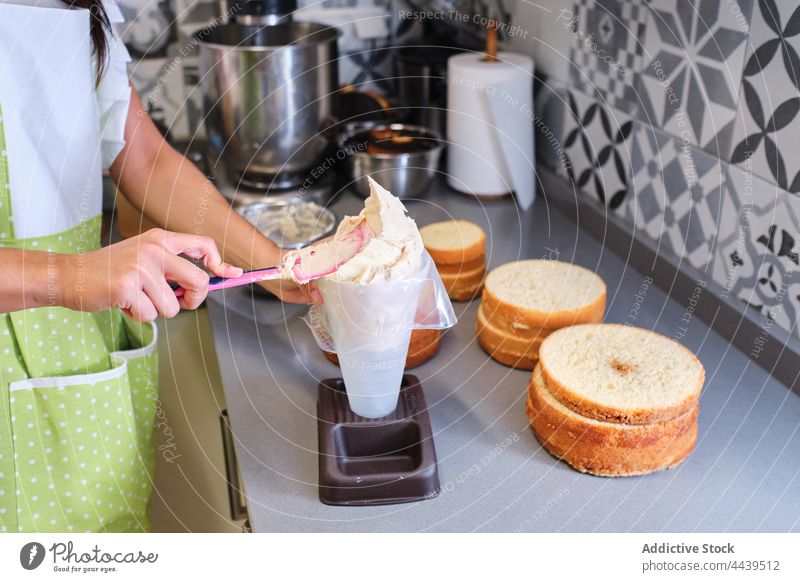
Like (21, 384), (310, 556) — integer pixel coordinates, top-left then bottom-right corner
(189, 145), (336, 208)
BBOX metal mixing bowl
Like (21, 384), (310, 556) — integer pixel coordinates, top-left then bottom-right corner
(337, 123), (445, 198)
(196, 22), (340, 183)
(238, 200), (336, 249)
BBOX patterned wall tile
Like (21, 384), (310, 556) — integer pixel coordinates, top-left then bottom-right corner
(730, 0), (800, 193)
(299, 0), (408, 91)
(119, 0), (178, 60)
(509, 0), (576, 84)
(714, 163), (800, 336)
(635, 0), (753, 157)
(623, 122), (736, 271)
(129, 54), (190, 141)
(172, 0), (222, 139)
(557, 88), (635, 210)
(519, 1), (800, 342)
(121, 0), (206, 140)
(566, 0), (648, 115)
(533, 78), (569, 171)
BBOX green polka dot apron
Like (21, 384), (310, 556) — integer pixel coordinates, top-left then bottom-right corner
(0, 2), (158, 532)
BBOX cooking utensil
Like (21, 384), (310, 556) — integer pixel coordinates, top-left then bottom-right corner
(333, 84), (406, 125)
(337, 123), (444, 198)
(237, 200), (336, 249)
(171, 222), (371, 296)
(224, 0), (296, 26)
(317, 375), (440, 505)
(173, 266), (283, 297)
(195, 21), (340, 187)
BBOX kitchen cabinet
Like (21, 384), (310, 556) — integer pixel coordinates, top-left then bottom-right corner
(150, 308), (247, 532)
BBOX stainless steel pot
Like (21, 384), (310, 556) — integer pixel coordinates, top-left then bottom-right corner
(337, 123), (445, 199)
(196, 22), (340, 185)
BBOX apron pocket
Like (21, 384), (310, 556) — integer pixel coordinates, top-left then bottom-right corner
(8, 321), (158, 533)
(10, 308), (114, 378)
(111, 319), (159, 481)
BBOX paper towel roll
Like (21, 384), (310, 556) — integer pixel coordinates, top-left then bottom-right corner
(447, 51), (535, 209)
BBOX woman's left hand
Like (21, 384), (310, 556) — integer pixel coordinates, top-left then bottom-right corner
(259, 278), (322, 304)
(257, 248), (322, 304)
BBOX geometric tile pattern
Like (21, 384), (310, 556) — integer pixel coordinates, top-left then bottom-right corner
(558, 89), (635, 210)
(624, 122), (733, 271)
(533, 78), (569, 171)
(119, 0), (177, 59)
(730, 0), (800, 193)
(636, 0), (753, 157)
(529, 1), (800, 341)
(567, 0), (648, 115)
(714, 164), (800, 337)
(128, 55), (190, 141)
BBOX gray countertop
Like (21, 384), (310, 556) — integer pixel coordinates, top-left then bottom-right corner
(206, 180), (800, 532)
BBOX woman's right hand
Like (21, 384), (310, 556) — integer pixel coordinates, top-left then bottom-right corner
(57, 229), (242, 322)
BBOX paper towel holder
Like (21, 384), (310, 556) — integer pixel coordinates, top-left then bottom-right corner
(446, 42), (536, 209)
(482, 19), (499, 63)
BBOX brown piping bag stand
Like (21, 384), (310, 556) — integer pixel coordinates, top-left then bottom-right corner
(317, 374), (440, 506)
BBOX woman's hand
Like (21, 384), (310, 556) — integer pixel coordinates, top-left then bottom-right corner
(259, 277), (322, 304)
(57, 228), (242, 322)
(257, 247), (323, 304)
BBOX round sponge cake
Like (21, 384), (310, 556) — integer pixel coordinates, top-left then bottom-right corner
(420, 220), (486, 265)
(527, 365), (698, 477)
(538, 324), (704, 424)
(482, 260), (606, 329)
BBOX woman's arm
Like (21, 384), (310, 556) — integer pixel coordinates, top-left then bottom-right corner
(110, 90), (316, 303)
(0, 249), (60, 312)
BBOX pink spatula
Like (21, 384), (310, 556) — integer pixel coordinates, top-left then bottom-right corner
(172, 223), (372, 297)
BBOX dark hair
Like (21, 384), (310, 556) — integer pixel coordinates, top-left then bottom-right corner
(63, 0), (111, 83)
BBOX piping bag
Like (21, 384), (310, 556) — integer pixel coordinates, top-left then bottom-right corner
(301, 178), (456, 418)
(302, 176), (457, 351)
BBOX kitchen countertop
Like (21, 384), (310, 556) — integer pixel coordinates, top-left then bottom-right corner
(205, 179), (800, 532)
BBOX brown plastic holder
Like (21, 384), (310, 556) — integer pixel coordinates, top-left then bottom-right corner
(317, 374), (440, 506)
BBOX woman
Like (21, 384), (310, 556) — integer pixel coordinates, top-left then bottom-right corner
(0, 0), (312, 532)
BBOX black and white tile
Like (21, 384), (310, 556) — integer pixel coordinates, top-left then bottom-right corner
(635, 0), (753, 157)
(623, 122), (735, 270)
(302, 0), (399, 91)
(566, 0), (648, 115)
(128, 54), (191, 141)
(714, 164), (800, 337)
(730, 0), (800, 193)
(533, 78), (569, 172)
(119, 0), (177, 60)
(557, 88), (635, 209)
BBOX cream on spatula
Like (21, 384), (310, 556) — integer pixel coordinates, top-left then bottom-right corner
(173, 177), (422, 296)
(172, 222), (373, 297)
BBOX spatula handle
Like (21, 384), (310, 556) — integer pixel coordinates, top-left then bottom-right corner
(172, 266), (283, 297)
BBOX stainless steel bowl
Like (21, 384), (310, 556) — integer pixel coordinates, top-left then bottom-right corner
(337, 123), (445, 198)
(196, 23), (340, 184)
(238, 200), (336, 249)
